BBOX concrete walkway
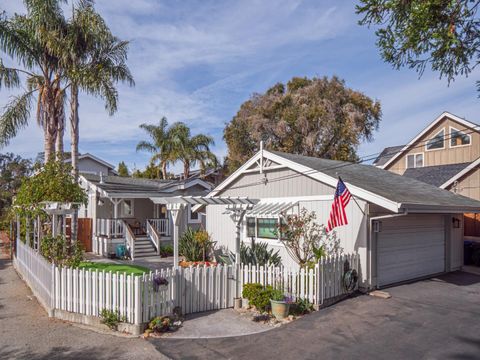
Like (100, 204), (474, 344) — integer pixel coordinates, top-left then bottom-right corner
(164, 309), (272, 339)
(0, 259), (167, 360)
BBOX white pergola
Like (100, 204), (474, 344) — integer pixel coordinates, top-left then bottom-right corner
(150, 196), (259, 266)
(149, 195), (299, 267)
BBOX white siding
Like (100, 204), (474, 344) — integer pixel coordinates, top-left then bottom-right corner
(207, 169), (368, 280)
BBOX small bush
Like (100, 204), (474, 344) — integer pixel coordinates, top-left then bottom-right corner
(40, 234), (84, 267)
(242, 283), (263, 300)
(179, 228), (215, 262)
(270, 289), (285, 302)
(160, 244), (173, 257)
(242, 283), (275, 312)
(290, 298), (314, 315)
(100, 309), (122, 330)
(230, 240), (282, 267)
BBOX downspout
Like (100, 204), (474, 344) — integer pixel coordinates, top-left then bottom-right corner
(368, 209), (409, 290)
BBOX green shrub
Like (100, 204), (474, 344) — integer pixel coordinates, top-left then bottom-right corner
(160, 244), (174, 257)
(242, 283), (263, 300)
(290, 298), (314, 315)
(230, 240), (282, 266)
(40, 234), (84, 267)
(270, 289), (285, 302)
(179, 228), (215, 262)
(242, 283), (275, 312)
(100, 309), (123, 330)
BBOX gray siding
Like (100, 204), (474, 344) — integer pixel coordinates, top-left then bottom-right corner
(77, 158), (111, 175)
(220, 169), (334, 198)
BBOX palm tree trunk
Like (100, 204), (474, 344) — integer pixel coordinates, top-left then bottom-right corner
(70, 84), (80, 180)
(44, 125), (55, 163)
(161, 161), (167, 180)
(70, 84), (80, 243)
(55, 117), (64, 160)
(183, 161), (189, 179)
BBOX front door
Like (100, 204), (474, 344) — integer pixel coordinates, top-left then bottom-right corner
(78, 218), (93, 252)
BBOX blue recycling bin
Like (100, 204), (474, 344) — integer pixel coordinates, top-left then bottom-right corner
(116, 244), (126, 258)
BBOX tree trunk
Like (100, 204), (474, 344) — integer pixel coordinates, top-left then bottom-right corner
(44, 121), (55, 163)
(55, 117), (64, 160)
(70, 85), (80, 180)
(183, 161), (190, 179)
(70, 84), (80, 243)
(161, 161), (168, 180)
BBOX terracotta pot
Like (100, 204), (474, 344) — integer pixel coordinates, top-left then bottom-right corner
(270, 299), (290, 320)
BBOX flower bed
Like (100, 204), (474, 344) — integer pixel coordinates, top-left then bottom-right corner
(178, 260), (218, 268)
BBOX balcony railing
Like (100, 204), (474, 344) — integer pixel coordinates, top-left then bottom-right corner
(96, 218), (125, 238)
(148, 218), (170, 236)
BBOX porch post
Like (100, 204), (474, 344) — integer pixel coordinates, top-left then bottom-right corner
(229, 206), (247, 264)
(167, 203), (185, 268)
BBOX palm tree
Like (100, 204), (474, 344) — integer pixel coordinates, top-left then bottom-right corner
(136, 117), (174, 179)
(58, 1), (134, 179)
(169, 122), (217, 179)
(0, 1), (67, 162)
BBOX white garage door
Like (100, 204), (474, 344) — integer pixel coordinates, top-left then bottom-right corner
(377, 215), (445, 287)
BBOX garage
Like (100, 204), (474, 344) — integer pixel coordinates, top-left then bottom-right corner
(377, 214), (445, 287)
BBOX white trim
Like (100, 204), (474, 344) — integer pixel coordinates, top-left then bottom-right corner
(205, 150), (400, 213)
(425, 128), (446, 152)
(381, 112), (480, 169)
(187, 205), (202, 223)
(64, 153), (116, 170)
(439, 157), (480, 189)
(405, 152), (424, 169)
(449, 126), (472, 148)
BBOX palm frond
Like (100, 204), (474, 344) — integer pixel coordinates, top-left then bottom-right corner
(136, 140), (157, 153)
(0, 60), (20, 89)
(0, 91), (34, 147)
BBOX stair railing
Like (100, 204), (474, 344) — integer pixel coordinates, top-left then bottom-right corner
(146, 220), (160, 255)
(124, 221), (136, 260)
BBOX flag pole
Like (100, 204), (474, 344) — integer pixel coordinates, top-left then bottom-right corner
(338, 176), (366, 215)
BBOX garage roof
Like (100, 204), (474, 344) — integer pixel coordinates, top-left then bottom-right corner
(270, 151), (480, 212)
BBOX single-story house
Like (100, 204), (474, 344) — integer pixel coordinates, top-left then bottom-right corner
(78, 173), (212, 258)
(204, 149), (480, 289)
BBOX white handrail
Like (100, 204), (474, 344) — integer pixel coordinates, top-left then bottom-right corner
(146, 220), (160, 255)
(124, 222), (135, 260)
(148, 218), (170, 236)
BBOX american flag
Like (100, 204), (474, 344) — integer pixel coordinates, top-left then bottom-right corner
(326, 178), (352, 232)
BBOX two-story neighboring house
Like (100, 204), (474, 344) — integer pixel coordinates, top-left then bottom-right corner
(374, 111), (480, 238)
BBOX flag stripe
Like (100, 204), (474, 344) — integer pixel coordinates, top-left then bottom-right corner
(326, 178), (351, 232)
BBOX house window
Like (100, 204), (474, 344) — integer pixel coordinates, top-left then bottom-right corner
(257, 218), (278, 239)
(450, 127), (471, 147)
(121, 199), (134, 217)
(406, 153), (424, 169)
(188, 205), (201, 223)
(246, 217), (256, 237)
(426, 129), (445, 150)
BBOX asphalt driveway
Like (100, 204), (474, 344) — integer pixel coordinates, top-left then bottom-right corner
(153, 271), (480, 360)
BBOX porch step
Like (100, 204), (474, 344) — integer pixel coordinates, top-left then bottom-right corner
(133, 236), (157, 258)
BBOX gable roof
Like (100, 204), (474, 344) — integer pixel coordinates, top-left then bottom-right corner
(402, 162), (473, 187)
(80, 173), (212, 198)
(205, 149), (480, 214)
(64, 153), (116, 170)
(380, 111), (480, 169)
(373, 145), (404, 166)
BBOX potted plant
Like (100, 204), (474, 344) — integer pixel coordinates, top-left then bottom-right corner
(270, 289), (290, 320)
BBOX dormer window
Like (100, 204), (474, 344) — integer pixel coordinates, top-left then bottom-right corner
(450, 127), (471, 147)
(426, 129), (445, 150)
(406, 153), (423, 169)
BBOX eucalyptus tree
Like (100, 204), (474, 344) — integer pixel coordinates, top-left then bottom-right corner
(136, 117), (175, 179)
(169, 122), (217, 179)
(0, 0), (67, 162)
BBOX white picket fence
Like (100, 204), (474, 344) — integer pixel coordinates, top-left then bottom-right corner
(14, 239), (359, 325)
(14, 240), (53, 310)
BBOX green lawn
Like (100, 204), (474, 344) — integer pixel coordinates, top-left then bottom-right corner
(78, 262), (150, 276)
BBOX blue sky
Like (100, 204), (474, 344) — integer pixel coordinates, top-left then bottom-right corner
(2, 0), (480, 174)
